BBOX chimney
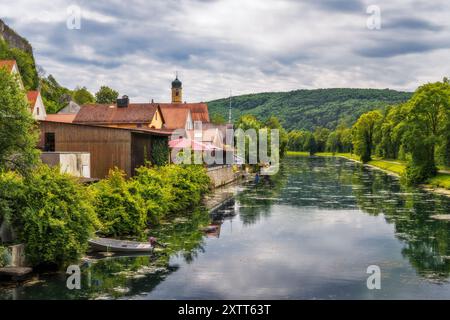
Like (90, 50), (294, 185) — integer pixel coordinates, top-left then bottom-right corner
(151, 99), (154, 103)
(117, 95), (129, 108)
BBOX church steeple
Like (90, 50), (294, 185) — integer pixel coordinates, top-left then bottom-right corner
(171, 73), (182, 103)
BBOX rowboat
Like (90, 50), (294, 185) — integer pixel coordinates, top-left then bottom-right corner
(88, 237), (153, 253)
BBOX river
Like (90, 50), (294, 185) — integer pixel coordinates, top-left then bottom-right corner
(1, 156), (450, 299)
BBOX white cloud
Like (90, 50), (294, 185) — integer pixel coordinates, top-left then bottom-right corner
(1, 0), (450, 102)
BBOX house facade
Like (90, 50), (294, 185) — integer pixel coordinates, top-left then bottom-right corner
(0, 59), (47, 120)
(38, 120), (171, 178)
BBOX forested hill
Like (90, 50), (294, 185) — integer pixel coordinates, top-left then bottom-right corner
(208, 88), (412, 131)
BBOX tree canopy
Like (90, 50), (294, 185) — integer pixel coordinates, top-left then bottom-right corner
(95, 85), (119, 104)
(0, 68), (39, 174)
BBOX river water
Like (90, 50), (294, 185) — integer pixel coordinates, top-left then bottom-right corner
(1, 156), (450, 299)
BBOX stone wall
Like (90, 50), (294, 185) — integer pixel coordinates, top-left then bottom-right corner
(207, 165), (237, 188)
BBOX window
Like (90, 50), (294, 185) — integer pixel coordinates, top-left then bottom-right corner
(44, 132), (55, 152)
(176, 91), (179, 96)
(36, 107), (39, 115)
(156, 112), (158, 120)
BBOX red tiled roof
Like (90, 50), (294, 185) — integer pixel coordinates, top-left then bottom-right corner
(45, 114), (77, 123)
(39, 120), (172, 136)
(27, 91), (39, 106)
(73, 103), (162, 124)
(160, 105), (191, 130)
(0, 60), (16, 73)
(158, 103), (209, 122)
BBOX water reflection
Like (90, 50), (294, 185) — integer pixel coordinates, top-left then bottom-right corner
(2, 156), (450, 299)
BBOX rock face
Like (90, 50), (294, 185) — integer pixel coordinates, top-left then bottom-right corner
(0, 18), (33, 54)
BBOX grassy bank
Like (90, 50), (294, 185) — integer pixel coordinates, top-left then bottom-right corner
(286, 151), (450, 190)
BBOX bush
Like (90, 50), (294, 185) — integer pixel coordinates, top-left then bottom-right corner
(159, 165), (211, 213)
(4, 166), (99, 267)
(133, 164), (211, 224)
(0, 246), (11, 267)
(0, 171), (25, 230)
(133, 166), (174, 223)
(91, 168), (147, 237)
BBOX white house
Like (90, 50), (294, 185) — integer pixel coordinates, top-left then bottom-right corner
(0, 59), (47, 120)
(27, 90), (47, 120)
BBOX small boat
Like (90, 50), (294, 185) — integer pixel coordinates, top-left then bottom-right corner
(88, 237), (153, 253)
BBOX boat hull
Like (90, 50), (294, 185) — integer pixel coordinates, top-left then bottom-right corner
(88, 238), (154, 253)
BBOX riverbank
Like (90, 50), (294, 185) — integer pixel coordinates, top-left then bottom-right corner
(287, 151), (450, 197)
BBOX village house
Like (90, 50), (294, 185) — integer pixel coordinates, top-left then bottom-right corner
(0, 59), (47, 120)
(26, 90), (46, 121)
(38, 121), (171, 179)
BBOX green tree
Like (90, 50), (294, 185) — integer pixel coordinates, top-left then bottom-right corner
(72, 86), (95, 105)
(313, 127), (330, 152)
(0, 68), (39, 174)
(40, 74), (72, 113)
(264, 116), (288, 157)
(303, 132), (317, 155)
(91, 168), (147, 237)
(95, 85), (119, 104)
(0, 39), (38, 90)
(210, 113), (226, 125)
(352, 110), (382, 163)
(402, 81), (450, 184)
(1, 166), (99, 267)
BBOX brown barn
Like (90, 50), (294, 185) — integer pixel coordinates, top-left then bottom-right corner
(38, 121), (171, 179)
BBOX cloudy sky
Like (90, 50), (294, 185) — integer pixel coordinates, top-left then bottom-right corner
(1, 0), (450, 102)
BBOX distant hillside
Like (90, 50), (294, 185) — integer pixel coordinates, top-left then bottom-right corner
(208, 88), (412, 131)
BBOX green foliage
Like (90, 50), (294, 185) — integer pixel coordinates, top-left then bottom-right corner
(235, 115), (287, 165)
(72, 86), (95, 105)
(313, 127), (330, 152)
(402, 81), (450, 184)
(0, 68), (39, 174)
(0, 245), (10, 267)
(210, 113), (227, 125)
(0, 171), (24, 229)
(157, 165), (211, 213)
(0, 39), (38, 90)
(91, 168), (147, 237)
(209, 88), (411, 131)
(352, 110), (382, 163)
(0, 166), (99, 267)
(95, 86), (119, 104)
(133, 166), (174, 223)
(303, 132), (317, 155)
(150, 137), (169, 166)
(40, 75), (72, 113)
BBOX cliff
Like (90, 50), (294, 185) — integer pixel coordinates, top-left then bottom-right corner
(0, 18), (33, 55)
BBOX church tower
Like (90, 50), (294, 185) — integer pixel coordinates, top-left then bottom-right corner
(171, 74), (182, 103)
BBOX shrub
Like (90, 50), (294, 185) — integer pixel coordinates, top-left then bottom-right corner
(91, 168), (147, 237)
(0, 246), (11, 267)
(133, 164), (211, 223)
(159, 165), (211, 213)
(0, 171), (25, 230)
(10, 165), (98, 267)
(133, 166), (174, 223)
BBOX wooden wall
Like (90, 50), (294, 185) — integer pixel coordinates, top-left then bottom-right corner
(38, 122), (132, 178)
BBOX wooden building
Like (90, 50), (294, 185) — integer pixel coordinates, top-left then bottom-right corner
(38, 121), (171, 179)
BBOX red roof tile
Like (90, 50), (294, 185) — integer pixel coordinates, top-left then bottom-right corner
(0, 60), (16, 73)
(158, 103), (209, 122)
(45, 114), (77, 123)
(160, 105), (191, 130)
(73, 103), (162, 124)
(27, 91), (39, 106)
